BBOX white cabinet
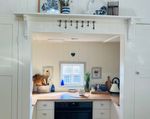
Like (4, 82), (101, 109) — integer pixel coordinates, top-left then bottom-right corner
(0, 16), (18, 119)
(111, 103), (119, 119)
(37, 101), (54, 110)
(133, 24), (150, 119)
(37, 110), (54, 119)
(36, 101), (54, 119)
(32, 105), (37, 119)
(123, 22), (150, 119)
(93, 101), (111, 119)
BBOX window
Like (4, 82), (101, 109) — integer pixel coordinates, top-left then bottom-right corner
(60, 62), (85, 88)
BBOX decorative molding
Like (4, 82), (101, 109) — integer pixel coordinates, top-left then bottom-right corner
(15, 13), (133, 37)
(23, 15), (29, 38)
(127, 18), (136, 41)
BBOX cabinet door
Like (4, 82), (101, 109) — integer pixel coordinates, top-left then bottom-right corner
(134, 24), (150, 119)
(0, 17), (18, 119)
(37, 110), (54, 119)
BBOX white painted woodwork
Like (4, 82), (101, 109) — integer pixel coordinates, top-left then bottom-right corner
(0, 76), (12, 119)
(17, 14), (127, 119)
(93, 101), (111, 109)
(111, 103), (120, 119)
(0, 16), (18, 119)
(32, 105), (37, 119)
(15, 13), (130, 36)
(37, 110), (54, 119)
(94, 110), (110, 119)
(37, 101), (54, 110)
(93, 101), (111, 119)
(16, 14), (150, 119)
(134, 24), (150, 119)
(36, 101), (54, 119)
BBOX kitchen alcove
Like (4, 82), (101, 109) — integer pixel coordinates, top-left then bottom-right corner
(16, 13), (136, 119)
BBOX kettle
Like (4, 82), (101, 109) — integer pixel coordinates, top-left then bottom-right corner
(110, 77), (120, 93)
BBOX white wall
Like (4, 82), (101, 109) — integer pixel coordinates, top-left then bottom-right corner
(0, 0), (37, 15)
(119, 0), (150, 17)
(0, 0), (150, 18)
(32, 40), (120, 91)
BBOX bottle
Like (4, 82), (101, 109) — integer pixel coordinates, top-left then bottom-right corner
(50, 84), (55, 92)
(60, 79), (64, 86)
(105, 76), (112, 91)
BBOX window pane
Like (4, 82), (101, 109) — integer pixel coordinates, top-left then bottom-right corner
(72, 75), (81, 83)
(73, 66), (80, 74)
(63, 75), (71, 84)
(63, 66), (72, 74)
(60, 63), (85, 87)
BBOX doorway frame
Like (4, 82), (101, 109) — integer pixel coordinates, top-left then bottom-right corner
(16, 14), (135, 119)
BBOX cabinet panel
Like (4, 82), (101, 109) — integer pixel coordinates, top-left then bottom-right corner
(93, 101), (110, 109)
(0, 24), (13, 75)
(93, 110), (110, 119)
(0, 76), (12, 119)
(37, 101), (54, 110)
(37, 110), (54, 119)
(134, 25), (150, 119)
(0, 17), (18, 119)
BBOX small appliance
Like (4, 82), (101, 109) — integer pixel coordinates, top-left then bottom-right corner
(110, 77), (120, 93)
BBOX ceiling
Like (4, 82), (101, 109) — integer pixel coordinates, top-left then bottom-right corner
(32, 32), (120, 43)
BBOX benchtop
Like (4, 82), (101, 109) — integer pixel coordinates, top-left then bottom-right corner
(32, 92), (119, 106)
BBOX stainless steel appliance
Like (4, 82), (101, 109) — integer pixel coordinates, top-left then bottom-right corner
(55, 102), (92, 119)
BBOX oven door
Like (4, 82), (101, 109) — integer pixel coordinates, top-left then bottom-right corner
(55, 102), (92, 119)
(55, 109), (92, 119)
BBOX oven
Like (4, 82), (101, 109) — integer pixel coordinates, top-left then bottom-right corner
(55, 102), (92, 119)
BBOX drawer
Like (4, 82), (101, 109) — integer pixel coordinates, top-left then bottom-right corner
(93, 101), (110, 109)
(93, 118), (109, 119)
(37, 110), (54, 119)
(93, 110), (110, 119)
(37, 101), (54, 110)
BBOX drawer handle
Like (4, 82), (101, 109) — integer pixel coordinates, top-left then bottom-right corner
(100, 103), (104, 106)
(42, 113), (47, 116)
(43, 104), (47, 107)
(100, 112), (104, 115)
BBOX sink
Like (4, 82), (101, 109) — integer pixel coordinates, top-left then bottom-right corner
(60, 94), (81, 99)
(60, 93), (89, 99)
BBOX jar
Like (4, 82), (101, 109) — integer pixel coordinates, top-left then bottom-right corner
(40, 0), (60, 13)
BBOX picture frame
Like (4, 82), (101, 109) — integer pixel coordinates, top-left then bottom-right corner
(91, 67), (102, 79)
(42, 66), (53, 80)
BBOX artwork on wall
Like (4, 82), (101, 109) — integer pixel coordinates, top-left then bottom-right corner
(43, 66), (53, 82)
(91, 67), (102, 79)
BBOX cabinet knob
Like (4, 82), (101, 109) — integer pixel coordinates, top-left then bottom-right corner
(43, 104), (47, 107)
(135, 71), (140, 75)
(100, 103), (104, 106)
(42, 113), (47, 116)
(100, 112), (104, 115)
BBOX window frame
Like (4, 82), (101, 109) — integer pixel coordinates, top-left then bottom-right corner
(59, 61), (86, 88)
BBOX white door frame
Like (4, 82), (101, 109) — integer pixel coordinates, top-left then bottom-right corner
(17, 14), (138, 119)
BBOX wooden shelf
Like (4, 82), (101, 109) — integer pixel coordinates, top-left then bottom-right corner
(15, 12), (133, 20)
